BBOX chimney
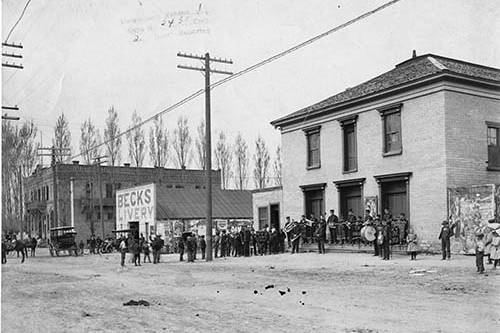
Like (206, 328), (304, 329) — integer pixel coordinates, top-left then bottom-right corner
(72, 160), (79, 165)
(124, 163), (130, 167)
(412, 50), (417, 58)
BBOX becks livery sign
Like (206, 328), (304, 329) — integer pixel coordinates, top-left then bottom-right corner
(116, 183), (156, 225)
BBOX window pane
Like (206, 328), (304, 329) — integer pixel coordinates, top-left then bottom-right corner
(384, 112), (401, 153)
(307, 132), (320, 166)
(488, 127), (498, 146)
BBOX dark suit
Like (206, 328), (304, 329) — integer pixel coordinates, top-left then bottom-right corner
(438, 225), (453, 259)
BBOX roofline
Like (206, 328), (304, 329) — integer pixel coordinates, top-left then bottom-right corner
(271, 72), (500, 128)
(251, 186), (283, 193)
(396, 53), (500, 73)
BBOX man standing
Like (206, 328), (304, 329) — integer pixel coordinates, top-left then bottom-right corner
(186, 233), (195, 262)
(316, 216), (327, 254)
(119, 236), (127, 267)
(381, 220), (391, 260)
(243, 227), (251, 257)
(199, 235), (207, 260)
(291, 221), (301, 254)
(220, 230), (227, 257)
(213, 231), (220, 258)
(284, 217), (292, 248)
(178, 236), (185, 262)
(327, 210), (338, 245)
(438, 220), (453, 260)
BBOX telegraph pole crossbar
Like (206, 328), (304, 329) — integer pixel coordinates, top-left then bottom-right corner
(177, 51), (233, 262)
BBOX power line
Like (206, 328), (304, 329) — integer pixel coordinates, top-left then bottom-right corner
(67, 0), (402, 162)
(5, 0), (34, 42)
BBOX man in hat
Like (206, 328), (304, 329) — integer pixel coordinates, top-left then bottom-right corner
(438, 220), (453, 260)
(199, 235), (206, 260)
(327, 209), (339, 245)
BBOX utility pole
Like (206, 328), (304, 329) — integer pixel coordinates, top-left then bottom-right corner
(37, 147), (70, 228)
(177, 52), (233, 261)
(92, 156), (108, 238)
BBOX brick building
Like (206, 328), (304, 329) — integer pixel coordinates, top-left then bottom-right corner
(25, 162), (221, 242)
(271, 53), (500, 248)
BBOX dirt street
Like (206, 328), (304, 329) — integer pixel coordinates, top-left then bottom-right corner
(2, 249), (499, 333)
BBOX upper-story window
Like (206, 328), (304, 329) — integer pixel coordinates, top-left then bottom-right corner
(379, 104), (402, 156)
(339, 115), (358, 173)
(105, 183), (113, 198)
(304, 126), (321, 169)
(487, 121), (500, 170)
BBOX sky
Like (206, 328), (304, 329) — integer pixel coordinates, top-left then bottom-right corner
(2, 0), (500, 171)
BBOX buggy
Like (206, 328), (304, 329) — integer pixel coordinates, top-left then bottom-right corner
(48, 226), (78, 256)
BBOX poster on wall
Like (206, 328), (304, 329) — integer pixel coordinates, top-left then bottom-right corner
(364, 196), (378, 217)
(448, 184), (498, 254)
(116, 183), (156, 234)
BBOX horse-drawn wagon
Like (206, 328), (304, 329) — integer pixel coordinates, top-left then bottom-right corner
(48, 226), (78, 256)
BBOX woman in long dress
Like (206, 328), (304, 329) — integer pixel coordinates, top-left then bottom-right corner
(406, 228), (418, 260)
(488, 230), (500, 269)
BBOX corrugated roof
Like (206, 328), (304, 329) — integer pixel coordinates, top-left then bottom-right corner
(271, 54), (500, 127)
(155, 187), (252, 220)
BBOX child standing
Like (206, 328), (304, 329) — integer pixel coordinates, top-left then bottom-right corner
(406, 228), (418, 260)
(475, 233), (485, 274)
(488, 230), (500, 269)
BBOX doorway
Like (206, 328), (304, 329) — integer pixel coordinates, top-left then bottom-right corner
(339, 185), (362, 219)
(128, 221), (139, 240)
(270, 204), (280, 230)
(381, 180), (407, 217)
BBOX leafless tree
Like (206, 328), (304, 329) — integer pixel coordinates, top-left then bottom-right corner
(80, 117), (101, 164)
(126, 111), (146, 167)
(149, 116), (169, 167)
(172, 116), (192, 169)
(233, 133), (249, 190)
(253, 135), (270, 189)
(195, 120), (206, 169)
(214, 131), (233, 189)
(273, 145), (282, 186)
(2, 121), (39, 233)
(103, 106), (122, 166)
(53, 112), (71, 162)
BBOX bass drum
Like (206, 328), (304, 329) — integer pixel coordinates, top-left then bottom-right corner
(361, 226), (376, 242)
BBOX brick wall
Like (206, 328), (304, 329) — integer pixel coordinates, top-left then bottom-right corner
(444, 90), (500, 187)
(281, 90), (448, 245)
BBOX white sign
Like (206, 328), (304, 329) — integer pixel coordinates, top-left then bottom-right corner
(116, 183), (156, 227)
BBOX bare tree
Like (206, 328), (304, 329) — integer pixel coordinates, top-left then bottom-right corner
(148, 116), (169, 167)
(2, 121), (39, 233)
(172, 116), (192, 169)
(214, 131), (233, 189)
(233, 133), (249, 190)
(126, 111), (146, 167)
(80, 118), (101, 164)
(273, 145), (282, 186)
(194, 120), (206, 169)
(104, 106), (122, 166)
(253, 135), (270, 189)
(53, 112), (71, 162)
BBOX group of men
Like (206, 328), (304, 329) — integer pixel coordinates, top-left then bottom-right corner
(118, 233), (165, 267)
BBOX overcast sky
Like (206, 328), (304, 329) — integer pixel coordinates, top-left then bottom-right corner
(2, 0), (499, 170)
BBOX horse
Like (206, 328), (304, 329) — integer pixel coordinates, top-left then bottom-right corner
(3, 238), (28, 263)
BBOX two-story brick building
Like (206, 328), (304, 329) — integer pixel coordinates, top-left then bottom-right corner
(271, 53), (500, 249)
(25, 162), (222, 242)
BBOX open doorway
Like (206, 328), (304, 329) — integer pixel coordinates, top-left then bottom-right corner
(128, 221), (139, 240)
(270, 204), (280, 231)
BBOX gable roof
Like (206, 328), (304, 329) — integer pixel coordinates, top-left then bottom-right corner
(155, 186), (252, 220)
(271, 54), (500, 128)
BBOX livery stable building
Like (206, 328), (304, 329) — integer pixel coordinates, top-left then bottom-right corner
(116, 183), (253, 241)
(271, 53), (500, 253)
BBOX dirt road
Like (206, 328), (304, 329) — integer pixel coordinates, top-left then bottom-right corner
(2, 249), (499, 332)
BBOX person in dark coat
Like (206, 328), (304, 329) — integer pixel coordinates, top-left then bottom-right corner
(220, 230), (227, 257)
(279, 229), (286, 253)
(119, 236), (127, 267)
(438, 220), (453, 260)
(243, 227), (251, 257)
(89, 235), (96, 255)
(327, 210), (339, 244)
(30, 237), (38, 257)
(269, 228), (279, 254)
(143, 241), (151, 263)
(131, 238), (141, 266)
(193, 234), (198, 260)
(291, 222), (301, 254)
(316, 217), (327, 254)
(381, 220), (391, 260)
(213, 231), (220, 258)
(199, 235), (206, 260)
(251, 228), (257, 256)
(186, 233), (196, 262)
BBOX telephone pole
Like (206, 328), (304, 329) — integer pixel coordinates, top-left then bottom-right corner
(177, 52), (233, 261)
(93, 156), (108, 238)
(2, 42), (23, 120)
(37, 147), (71, 228)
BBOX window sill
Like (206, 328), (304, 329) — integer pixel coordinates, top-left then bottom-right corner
(382, 150), (402, 157)
(307, 165), (321, 170)
(487, 166), (500, 171)
(342, 169), (358, 174)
